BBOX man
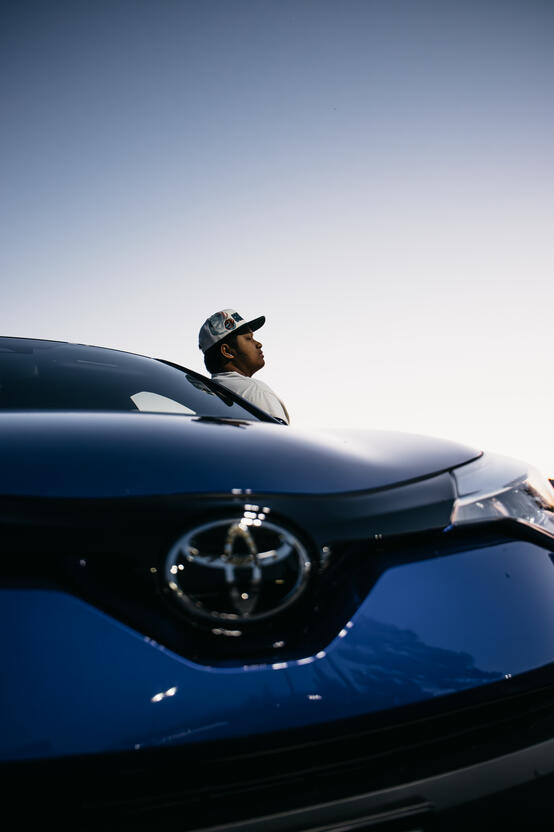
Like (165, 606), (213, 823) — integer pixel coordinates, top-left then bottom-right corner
(198, 308), (290, 424)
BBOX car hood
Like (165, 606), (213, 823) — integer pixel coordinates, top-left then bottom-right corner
(0, 412), (481, 498)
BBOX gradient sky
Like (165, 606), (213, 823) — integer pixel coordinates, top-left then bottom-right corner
(2, 1), (553, 474)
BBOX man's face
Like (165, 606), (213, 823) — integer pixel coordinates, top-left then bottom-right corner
(230, 329), (265, 377)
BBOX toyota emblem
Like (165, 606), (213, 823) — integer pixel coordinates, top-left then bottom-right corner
(164, 512), (311, 623)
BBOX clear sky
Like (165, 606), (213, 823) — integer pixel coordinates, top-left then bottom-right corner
(2, 1), (553, 475)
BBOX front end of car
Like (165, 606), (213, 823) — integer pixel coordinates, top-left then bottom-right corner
(2, 408), (554, 830)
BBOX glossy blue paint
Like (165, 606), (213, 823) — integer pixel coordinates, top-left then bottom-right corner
(0, 412), (480, 498)
(3, 539), (553, 761)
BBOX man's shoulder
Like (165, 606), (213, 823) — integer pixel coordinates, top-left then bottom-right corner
(212, 372), (289, 424)
(212, 371), (249, 386)
(213, 373), (277, 400)
(213, 372), (266, 389)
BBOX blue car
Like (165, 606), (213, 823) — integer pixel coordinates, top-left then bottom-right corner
(2, 336), (554, 830)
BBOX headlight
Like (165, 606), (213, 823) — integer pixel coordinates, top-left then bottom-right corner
(451, 453), (554, 538)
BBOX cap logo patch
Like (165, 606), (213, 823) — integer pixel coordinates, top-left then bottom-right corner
(224, 318), (235, 331)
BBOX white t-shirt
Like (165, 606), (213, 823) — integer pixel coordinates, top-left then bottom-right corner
(212, 372), (290, 424)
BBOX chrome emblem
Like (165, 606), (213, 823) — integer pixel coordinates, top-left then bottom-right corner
(164, 511), (311, 623)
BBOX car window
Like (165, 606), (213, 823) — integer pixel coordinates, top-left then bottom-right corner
(129, 391), (196, 414)
(0, 338), (263, 420)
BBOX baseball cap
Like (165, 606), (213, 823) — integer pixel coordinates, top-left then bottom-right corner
(198, 309), (266, 353)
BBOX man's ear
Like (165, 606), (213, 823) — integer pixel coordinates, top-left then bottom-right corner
(220, 342), (235, 360)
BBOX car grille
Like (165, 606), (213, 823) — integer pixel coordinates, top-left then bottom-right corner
(0, 481), (457, 663)
(1, 488), (553, 665)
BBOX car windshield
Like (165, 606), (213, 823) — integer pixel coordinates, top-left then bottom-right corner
(0, 338), (265, 420)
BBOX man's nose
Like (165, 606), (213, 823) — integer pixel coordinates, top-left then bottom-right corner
(256, 339), (262, 348)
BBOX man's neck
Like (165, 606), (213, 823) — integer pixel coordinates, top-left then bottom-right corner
(222, 361), (252, 378)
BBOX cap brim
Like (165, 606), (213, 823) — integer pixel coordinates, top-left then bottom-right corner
(243, 315), (265, 333)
